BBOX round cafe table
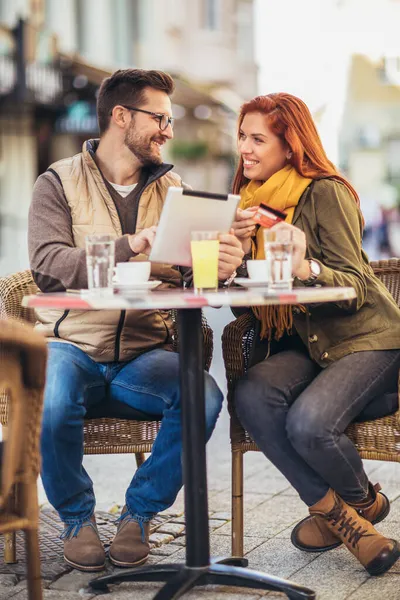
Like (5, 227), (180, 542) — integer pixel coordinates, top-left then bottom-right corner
(23, 284), (356, 600)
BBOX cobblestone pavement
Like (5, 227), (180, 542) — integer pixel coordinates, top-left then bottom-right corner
(1, 308), (400, 599)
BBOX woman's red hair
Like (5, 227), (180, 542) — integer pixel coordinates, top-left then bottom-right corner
(232, 93), (359, 205)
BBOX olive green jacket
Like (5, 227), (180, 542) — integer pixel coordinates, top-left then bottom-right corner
(285, 178), (400, 367)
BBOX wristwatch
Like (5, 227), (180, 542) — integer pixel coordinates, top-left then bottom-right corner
(299, 259), (321, 285)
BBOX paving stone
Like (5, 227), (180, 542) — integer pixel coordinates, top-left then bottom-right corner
(150, 544), (183, 557)
(170, 516), (186, 524)
(0, 585), (21, 600)
(0, 574), (18, 587)
(243, 453), (275, 477)
(216, 494), (308, 539)
(244, 473), (292, 495)
(169, 536), (186, 547)
(385, 497), (400, 521)
(367, 462), (400, 483)
(157, 535), (273, 570)
(209, 512), (231, 521)
(11, 590), (95, 599)
(292, 548), (370, 600)
(279, 486), (299, 496)
(209, 519), (228, 531)
(210, 533), (270, 557)
(244, 537), (318, 579)
(98, 581), (162, 599)
(186, 589), (263, 599)
(208, 490), (268, 513)
(155, 522), (185, 537)
(347, 573), (400, 599)
(49, 567), (111, 591)
(149, 532), (174, 546)
(158, 547), (185, 564)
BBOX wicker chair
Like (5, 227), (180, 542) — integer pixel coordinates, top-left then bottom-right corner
(0, 270), (213, 562)
(222, 258), (400, 557)
(0, 318), (48, 600)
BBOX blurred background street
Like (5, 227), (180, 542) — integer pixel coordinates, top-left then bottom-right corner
(1, 1), (400, 598)
(1, 0), (400, 276)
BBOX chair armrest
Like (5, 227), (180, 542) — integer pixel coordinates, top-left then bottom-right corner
(170, 310), (213, 372)
(397, 369), (400, 428)
(222, 312), (257, 407)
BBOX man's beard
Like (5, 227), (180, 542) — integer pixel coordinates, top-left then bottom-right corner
(124, 124), (164, 167)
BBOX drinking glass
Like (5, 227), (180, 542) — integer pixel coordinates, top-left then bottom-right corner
(85, 234), (115, 293)
(263, 228), (293, 290)
(190, 231), (220, 293)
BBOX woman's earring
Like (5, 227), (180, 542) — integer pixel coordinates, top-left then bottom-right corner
(287, 152), (292, 159)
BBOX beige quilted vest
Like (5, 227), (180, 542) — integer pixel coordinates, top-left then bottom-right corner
(35, 141), (182, 362)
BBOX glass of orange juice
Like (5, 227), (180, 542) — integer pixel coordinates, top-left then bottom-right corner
(190, 231), (220, 293)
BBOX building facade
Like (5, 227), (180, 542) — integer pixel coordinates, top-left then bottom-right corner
(0, 0), (257, 275)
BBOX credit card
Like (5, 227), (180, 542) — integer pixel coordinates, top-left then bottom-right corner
(253, 203), (287, 228)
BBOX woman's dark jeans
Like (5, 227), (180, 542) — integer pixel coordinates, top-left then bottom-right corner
(234, 334), (400, 506)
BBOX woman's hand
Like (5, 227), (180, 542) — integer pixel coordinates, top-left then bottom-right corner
(269, 222), (311, 280)
(231, 207), (259, 254)
(218, 230), (245, 280)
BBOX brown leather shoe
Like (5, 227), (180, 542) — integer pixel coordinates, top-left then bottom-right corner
(291, 482), (390, 553)
(62, 516), (105, 572)
(109, 506), (150, 568)
(309, 488), (400, 575)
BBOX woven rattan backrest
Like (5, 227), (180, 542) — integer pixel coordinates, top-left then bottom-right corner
(0, 271), (38, 425)
(0, 270), (38, 324)
(371, 258), (400, 306)
(0, 348), (25, 508)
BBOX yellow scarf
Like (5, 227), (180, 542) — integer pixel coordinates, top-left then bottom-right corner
(240, 165), (312, 339)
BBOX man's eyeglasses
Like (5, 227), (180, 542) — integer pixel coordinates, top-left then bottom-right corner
(117, 105), (174, 131)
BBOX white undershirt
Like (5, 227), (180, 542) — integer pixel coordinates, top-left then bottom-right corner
(108, 181), (137, 198)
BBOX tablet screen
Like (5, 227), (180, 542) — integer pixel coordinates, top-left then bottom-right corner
(149, 187), (240, 267)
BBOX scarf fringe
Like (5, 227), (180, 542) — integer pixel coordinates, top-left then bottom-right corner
(240, 166), (312, 340)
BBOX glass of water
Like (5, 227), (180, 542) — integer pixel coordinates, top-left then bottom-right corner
(264, 228), (293, 290)
(85, 234), (115, 294)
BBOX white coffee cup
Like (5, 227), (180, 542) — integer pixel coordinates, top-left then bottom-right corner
(114, 261), (151, 284)
(246, 259), (269, 281)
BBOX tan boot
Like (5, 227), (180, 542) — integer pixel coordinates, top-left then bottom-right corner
(62, 515), (106, 572)
(109, 506), (150, 568)
(309, 489), (400, 575)
(291, 482), (390, 553)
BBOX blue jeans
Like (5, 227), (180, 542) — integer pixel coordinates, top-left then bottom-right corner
(41, 342), (223, 525)
(235, 338), (400, 507)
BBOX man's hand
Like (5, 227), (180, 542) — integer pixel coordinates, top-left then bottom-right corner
(218, 231), (244, 281)
(231, 207), (258, 253)
(128, 226), (157, 255)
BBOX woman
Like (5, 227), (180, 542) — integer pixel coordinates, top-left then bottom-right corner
(231, 93), (400, 576)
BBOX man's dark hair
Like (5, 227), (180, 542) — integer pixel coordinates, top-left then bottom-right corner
(96, 69), (175, 135)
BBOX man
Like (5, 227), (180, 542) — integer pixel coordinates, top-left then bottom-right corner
(28, 69), (243, 572)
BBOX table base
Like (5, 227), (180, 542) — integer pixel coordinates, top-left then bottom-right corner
(89, 556), (316, 600)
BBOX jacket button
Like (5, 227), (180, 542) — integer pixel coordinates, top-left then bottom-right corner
(293, 306), (301, 315)
(309, 334), (318, 343)
(321, 351), (329, 360)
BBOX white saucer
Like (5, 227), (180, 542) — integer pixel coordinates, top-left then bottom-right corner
(112, 280), (162, 291)
(234, 277), (269, 288)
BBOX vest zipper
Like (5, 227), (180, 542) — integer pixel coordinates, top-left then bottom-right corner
(114, 310), (126, 362)
(54, 310), (70, 338)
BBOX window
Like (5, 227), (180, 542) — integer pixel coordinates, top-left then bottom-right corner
(202, 0), (221, 31)
(387, 138), (400, 182)
(383, 56), (400, 86)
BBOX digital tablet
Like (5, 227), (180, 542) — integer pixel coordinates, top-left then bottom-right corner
(149, 187), (241, 267)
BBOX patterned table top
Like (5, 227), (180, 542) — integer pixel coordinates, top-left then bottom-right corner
(22, 285), (356, 310)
